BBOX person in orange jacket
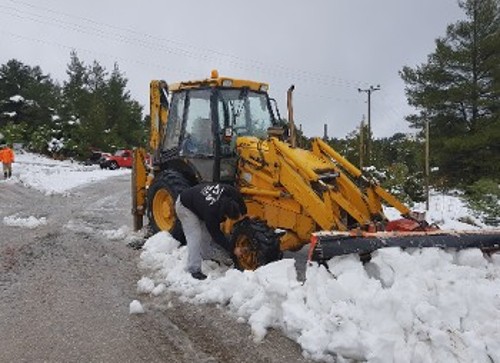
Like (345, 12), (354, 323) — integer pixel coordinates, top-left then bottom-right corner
(0, 144), (15, 179)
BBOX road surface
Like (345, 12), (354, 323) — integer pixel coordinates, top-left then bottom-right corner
(0, 174), (313, 363)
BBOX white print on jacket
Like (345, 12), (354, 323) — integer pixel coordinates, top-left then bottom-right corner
(201, 184), (225, 206)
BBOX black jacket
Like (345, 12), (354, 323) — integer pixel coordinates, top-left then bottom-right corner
(179, 183), (247, 252)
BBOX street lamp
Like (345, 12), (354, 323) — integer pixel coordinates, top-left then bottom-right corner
(358, 85), (380, 164)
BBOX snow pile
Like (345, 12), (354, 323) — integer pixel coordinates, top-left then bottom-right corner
(137, 232), (500, 362)
(129, 300), (145, 314)
(384, 190), (486, 230)
(3, 214), (47, 229)
(9, 151), (130, 194)
(102, 225), (143, 244)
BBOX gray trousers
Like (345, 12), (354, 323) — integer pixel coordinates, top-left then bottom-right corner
(3, 163), (12, 178)
(175, 197), (228, 273)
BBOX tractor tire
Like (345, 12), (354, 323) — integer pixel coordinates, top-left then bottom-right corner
(230, 218), (282, 270)
(147, 170), (191, 244)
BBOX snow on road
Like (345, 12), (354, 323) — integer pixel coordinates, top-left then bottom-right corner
(4, 152), (500, 362)
(2, 214), (47, 229)
(5, 151), (130, 195)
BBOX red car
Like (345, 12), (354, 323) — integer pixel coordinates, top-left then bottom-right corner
(100, 149), (133, 170)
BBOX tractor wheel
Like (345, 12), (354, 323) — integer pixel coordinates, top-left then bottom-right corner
(147, 170), (191, 244)
(109, 161), (119, 170)
(230, 218), (282, 270)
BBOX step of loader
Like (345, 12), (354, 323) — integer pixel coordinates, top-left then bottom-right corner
(308, 229), (500, 262)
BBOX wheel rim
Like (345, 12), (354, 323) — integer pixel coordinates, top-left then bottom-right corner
(152, 189), (175, 231)
(235, 234), (258, 270)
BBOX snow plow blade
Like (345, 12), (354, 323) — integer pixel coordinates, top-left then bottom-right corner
(308, 230), (500, 262)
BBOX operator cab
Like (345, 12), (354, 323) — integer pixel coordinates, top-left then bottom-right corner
(161, 71), (277, 182)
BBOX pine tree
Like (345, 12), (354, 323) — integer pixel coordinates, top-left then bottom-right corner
(0, 54), (145, 156)
(400, 0), (500, 186)
(0, 59), (60, 145)
(102, 63), (144, 149)
(61, 53), (145, 156)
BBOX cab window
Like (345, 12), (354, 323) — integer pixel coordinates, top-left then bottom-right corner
(181, 89), (213, 156)
(163, 91), (186, 150)
(217, 89), (274, 138)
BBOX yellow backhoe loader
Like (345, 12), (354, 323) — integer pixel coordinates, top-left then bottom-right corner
(132, 70), (500, 270)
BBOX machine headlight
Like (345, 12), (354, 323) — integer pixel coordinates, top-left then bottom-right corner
(259, 84), (268, 92)
(222, 79), (233, 87)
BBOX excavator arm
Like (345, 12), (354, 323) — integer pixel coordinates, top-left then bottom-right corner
(132, 147), (148, 231)
(236, 136), (500, 265)
(132, 81), (169, 231)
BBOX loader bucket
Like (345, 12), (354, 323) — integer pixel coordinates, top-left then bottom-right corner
(308, 229), (500, 262)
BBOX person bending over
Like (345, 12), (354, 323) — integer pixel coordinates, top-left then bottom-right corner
(175, 183), (247, 280)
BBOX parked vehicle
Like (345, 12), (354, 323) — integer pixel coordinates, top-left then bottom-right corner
(100, 149), (133, 170)
(83, 150), (110, 166)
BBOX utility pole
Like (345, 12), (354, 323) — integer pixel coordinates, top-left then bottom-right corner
(298, 124), (303, 148)
(425, 120), (430, 211)
(287, 85), (297, 148)
(358, 85), (380, 164)
(359, 117), (365, 169)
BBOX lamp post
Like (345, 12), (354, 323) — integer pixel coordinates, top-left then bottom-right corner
(358, 85), (380, 164)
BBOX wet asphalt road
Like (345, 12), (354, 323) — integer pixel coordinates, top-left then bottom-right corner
(0, 174), (313, 363)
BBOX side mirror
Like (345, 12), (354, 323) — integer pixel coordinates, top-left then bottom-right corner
(223, 127), (233, 143)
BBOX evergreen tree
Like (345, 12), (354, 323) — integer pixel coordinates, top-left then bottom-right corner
(400, 0), (500, 186)
(61, 52), (93, 154)
(0, 54), (145, 156)
(61, 53), (145, 156)
(0, 59), (60, 135)
(62, 51), (88, 116)
(102, 63), (144, 149)
(373, 134), (426, 202)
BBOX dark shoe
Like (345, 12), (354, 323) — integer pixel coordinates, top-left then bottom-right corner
(191, 271), (207, 280)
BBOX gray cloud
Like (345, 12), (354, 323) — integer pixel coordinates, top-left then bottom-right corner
(0, 0), (464, 138)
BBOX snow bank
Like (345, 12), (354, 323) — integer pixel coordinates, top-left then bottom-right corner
(9, 151), (130, 195)
(384, 190), (487, 230)
(3, 214), (47, 229)
(138, 233), (500, 362)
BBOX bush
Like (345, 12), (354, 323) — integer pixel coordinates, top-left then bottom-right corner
(366, 163), (425, 204)
(0, 122), (27, 145)
(464, 179), (500, 224)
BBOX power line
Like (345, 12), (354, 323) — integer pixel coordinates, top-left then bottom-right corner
(0, 1), (417, 137)
(1, 0), (371, 90)
(0, 29), (200, 83)
(0, 27), (364, 107)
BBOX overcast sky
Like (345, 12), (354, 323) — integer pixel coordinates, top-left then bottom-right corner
(0, 0), (466, 138)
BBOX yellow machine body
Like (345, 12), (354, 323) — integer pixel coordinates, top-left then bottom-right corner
(132, 70), (499, 269)
(233, 136), (410, 251)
